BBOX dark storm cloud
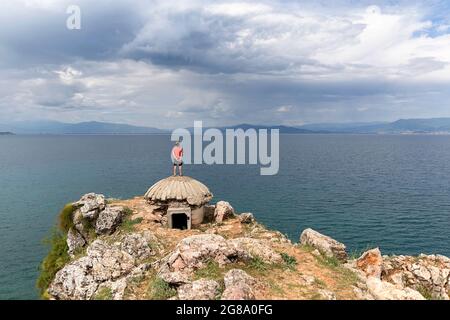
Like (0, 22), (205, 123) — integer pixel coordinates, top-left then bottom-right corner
(0, 0), (143, 67)
(0, 0), (450, 127)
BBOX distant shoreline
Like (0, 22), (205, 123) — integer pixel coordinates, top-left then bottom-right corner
(4, 132), (450, 136)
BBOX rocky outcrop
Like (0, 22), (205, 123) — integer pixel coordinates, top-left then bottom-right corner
(157, 234), (286, 287)
(177, 279), (220, 300)
(228, 238), (283, 264)
(157, 234), (250, 284)
(300, 228), (348, 262)
(356, 248), (383, 278)
(222, 269), (257, 300)
(65, 194), (131, 254)
(382, 254), (450, 300)
(120, 231), (156, 260)
(346, 247), (450, 300)
(48, 256), (99, 300)
(49, 232), (156, 300)
(95, 206), (124, 235)
(238, 212), (255, 224)
(366, 276), (425, 300)
(214, 201), (235, 223)
(43, 194), (450, 301)
(73, 193), (106, 220)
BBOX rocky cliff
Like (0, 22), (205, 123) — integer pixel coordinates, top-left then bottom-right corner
(38, 193), (450, 300)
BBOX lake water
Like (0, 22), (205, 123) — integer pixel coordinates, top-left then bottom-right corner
(1, 134), (450, 299)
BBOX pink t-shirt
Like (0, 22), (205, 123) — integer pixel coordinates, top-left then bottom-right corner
(172, 146), (183, 160)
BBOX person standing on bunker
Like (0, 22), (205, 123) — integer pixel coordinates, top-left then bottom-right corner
(171, 140), (183, 176)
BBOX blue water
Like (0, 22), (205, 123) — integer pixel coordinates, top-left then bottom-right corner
(1, 134), (450, 299)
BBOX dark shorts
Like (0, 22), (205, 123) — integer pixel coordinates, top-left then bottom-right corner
(173, 160), (183, 166)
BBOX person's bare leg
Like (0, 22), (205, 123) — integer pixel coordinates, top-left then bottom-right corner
(179, 165), (183, 176)
(173, 165), (176, 176)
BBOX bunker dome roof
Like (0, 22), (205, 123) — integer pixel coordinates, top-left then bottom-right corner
(144, 176), (213, 206)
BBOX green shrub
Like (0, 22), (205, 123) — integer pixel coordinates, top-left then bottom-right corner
(281, 253), (297, 270)
(58, 204), (76, 233)
(249, 256), (269, 272)
(148, 277), (177, 300)
(36, 228), (70, 296)
(123, 207), (134, 217)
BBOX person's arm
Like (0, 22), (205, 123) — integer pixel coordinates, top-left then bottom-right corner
(172, 147), (177, 160)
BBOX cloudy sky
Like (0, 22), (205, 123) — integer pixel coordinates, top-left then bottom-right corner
(1, 0), (450, 128)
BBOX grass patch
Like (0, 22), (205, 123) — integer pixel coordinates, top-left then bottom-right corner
(338, 267), (359, 287)
(194, 260), (222, 280)
(315, 253), (340, 269)
(93, 287), (113, 300)
(122, 207), (134, 217)
(300, 244), (316, 253)
(416, 285), (434, 300)
(147, 277), (177, 300)
(36, 228), (70, 296)
(312, 251), (359, 289)
(281, 253), (297, 270)
(248, 256), (270, 272)
(119, 207), (141, 232)
(121, 217), (143, 232)
(58, 203), (76, 233)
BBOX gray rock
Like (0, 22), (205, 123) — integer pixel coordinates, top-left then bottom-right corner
(95, 206), (123, 235)
(120, 232), (154, 261)
(228, 238), (283, 264)
(158, 270), (191, 285)
(238, 212), (255, 224)
(159, 234), (250, 273)
(214, 201), (235, 223)
(87, 240), (135, 282)
(48, 257), (98, 300)
(366, 276), (425, 300)
(67, 227), (86, 257)
(222, 269), (256, 300)
(382, 254), (450, 300)
(300, 228), (348, 262)
(49, 239), (137, 300)
(177, 279), (220, 300)
(73, 193), (106, 220)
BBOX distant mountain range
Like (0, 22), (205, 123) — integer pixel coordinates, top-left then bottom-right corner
(297, 118), (450, 134)
(2, 118), (450, 135)
(0, 121), (166, 135)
